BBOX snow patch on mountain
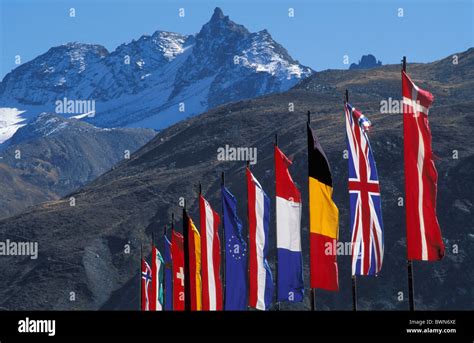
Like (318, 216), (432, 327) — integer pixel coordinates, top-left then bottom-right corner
(0, 108), (27, 144)
(0, 7), (313, 140)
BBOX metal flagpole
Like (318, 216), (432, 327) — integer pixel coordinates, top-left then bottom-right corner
(140, 243), (143, 311)
(351, 276), (358, 311)
(151, 231), (156, 311)
(221, 172), (227, 310)
(402, 56), (416, 311)
(246, 160), (251, 311)
(345, 89), (358, 312)
(163, 224), (167, 311)
(308, 110), (316, 312)
(274, 133), (281, 311)
(170, 213), (175, 311)
(183, 200), (191, 311)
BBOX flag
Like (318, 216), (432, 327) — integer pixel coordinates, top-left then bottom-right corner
(200, 195), (223, 311)
(402, 70), (445, 261)
(274, 145), (304, 302)
(150, 245), (165, 310)
(345, 103), (384, 276)
(171, 230), (185, 310)
(247, 167), (274, 310)
(164, 233), (173, 311)
(141, 258), (152, 311)
(185, 211), (202, 310)
(307, 122), (340, 291)
(222, 185), (248, 311)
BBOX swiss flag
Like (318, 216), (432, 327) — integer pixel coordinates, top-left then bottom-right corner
(171, 230), (185, 310)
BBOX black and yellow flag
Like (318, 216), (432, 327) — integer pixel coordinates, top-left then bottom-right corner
(307, 121), (339, 291)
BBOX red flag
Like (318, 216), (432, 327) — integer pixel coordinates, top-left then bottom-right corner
(200, 195), (223, 311)
(402, 70), (445, 261)
(141, 258), (152, 311)
(171, 230), (185, 310)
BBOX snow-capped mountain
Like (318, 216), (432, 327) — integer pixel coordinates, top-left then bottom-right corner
(0, 7), (312, 141)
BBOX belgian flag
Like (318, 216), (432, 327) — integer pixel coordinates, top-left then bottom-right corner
(307, 120), (340, 291)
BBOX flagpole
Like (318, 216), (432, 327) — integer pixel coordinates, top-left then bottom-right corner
(140, 243), (143, 311)
(163, 224), (167, 311)
(183, 200), (191, 311)
(345, 89), (358, 312)
(274, 133), (281, 311)
(152, 231), (156, 311)
(246, 160), (251, 311)
(402, 55), (416, 311)
(221, 172), (227, 310)
(171, 213), (174, 311)
(307, 110), (316, 312)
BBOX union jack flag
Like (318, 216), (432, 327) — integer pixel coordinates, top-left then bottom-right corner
(345, 103), (384, 276)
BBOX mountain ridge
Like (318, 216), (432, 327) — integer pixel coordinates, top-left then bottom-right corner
(0, 48), (472, 310)
(0, 113), (156, 218)
(0, 7), (312, 141)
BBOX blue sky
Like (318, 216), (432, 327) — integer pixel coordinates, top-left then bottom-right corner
(0, 0), (473, 79)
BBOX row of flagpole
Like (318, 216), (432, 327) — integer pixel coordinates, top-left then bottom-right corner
(139, 56), (443, 311)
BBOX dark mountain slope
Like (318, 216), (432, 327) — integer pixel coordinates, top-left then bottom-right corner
(0, 113), (155, 218)
(0, 49), (472, 310)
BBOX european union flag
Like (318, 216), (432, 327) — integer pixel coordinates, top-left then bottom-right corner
(222, 186), (248, 310)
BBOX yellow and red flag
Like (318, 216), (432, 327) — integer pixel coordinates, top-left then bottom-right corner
(307, 121), (340, 291)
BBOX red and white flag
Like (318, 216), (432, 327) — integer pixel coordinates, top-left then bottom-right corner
(141, 258), (152, 311)
(200, 195), (223, 310)
(171, 230), (185, 310)
(247, 167), (274, 310)
(402, 70), (445, 261)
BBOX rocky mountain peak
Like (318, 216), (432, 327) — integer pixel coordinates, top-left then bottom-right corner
(0, 7), (312, 134)
(210, 7), (225, 22)
(349, 54), (382, 70)
(197, 7), (250, 41)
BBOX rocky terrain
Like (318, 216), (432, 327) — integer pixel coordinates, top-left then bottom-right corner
(0, 113), (155, 218)
(0, 48), (472, 311)
(0, 7), (312, 140)
(349, 54), (382, 70)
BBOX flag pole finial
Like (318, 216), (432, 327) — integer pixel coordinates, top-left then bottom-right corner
(274, 133), (278, 146)
(221, 171), (225, 186)
(402, 56), (407, 72)
(199, 182), (202, 195)
(246, 160), (250, 169)
(345, 89), (349, 103)
(307, 110), (311, 124)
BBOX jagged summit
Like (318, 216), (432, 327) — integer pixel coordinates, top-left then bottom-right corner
(349, 54), (382, 70)
(0, 7), (312, 137)
(210, 7), (225, 21)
